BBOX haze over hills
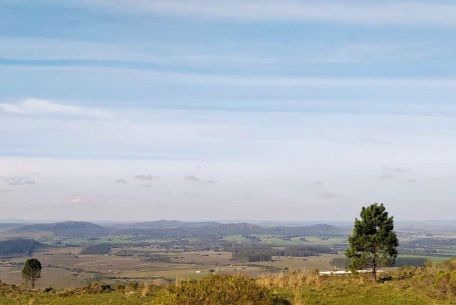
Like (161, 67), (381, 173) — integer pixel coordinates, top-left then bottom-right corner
(11, 221), (108, 238)
(6, 220), (346, 238)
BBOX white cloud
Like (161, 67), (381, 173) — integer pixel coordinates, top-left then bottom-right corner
(70, 198), (82, 203)
(0, 98), (113, 119)
(83, 0), (456, 26)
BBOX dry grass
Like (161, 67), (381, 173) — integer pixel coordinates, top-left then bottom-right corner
(1, 257), (455, 305)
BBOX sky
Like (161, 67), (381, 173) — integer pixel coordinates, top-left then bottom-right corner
(1, 0), (456, 222)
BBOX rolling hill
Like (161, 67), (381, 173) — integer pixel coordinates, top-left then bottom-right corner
(12, 221), (108, 238)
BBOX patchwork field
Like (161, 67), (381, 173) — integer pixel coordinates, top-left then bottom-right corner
(1, 220), (455, 292)
(0, 248), (279, 288)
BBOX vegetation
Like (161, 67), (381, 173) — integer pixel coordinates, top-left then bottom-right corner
(259, 259), (456, 305)
(0, 239), (42, 257)
(1, 218), (455, 295)
(346, 203), (398, 280)
(153, 275), (289, 305)
(22, 258), (42, 289)
(80, 244), (112, 255)
(115, 221), (344, 239)
(331, 256), (428, 269)
(1, 259), (455, 305)
(231, 245), (332, 262)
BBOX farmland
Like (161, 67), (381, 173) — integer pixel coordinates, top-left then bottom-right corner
(0, 220), (455, 289)
(1, 260), (456, 305)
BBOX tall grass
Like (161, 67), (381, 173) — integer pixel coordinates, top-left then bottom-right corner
(1, 259), (455, 305)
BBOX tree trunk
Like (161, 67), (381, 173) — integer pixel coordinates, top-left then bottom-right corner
(372, 254), (377, 281)
(372, 264), (377, 281)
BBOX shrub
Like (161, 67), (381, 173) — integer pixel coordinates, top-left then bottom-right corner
(152, 275), (290, 305)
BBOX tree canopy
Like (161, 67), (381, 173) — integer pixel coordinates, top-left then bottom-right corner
(345, 203), (398, 280)
(22, 258), (42, 289)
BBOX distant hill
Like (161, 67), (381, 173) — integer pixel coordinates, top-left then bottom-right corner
(119, 220), (233, 230)
(0, 223), (22, 231)
(263, 223), (344, 236)
(116, 221), (343, 238)
(12, 221), (108, 238)
(122, 220), (187, 229)
(0, 239), (42, 257)
(10, 220), (344, 239)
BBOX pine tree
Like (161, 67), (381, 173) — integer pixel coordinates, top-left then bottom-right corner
(345, 203), (398, 281)
(22, 258), (42, 289)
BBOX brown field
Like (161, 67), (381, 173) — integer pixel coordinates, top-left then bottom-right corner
(0, 248), (278, 288)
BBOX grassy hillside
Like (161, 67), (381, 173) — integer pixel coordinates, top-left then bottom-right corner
(1, 260), (455, 305)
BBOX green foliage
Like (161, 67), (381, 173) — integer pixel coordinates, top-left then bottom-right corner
(346, 203), (398, 280)
(22, 258), (42, 289)
(394, 260), (456, 299)
(152, 275), (290, 305)
(331, 256), (428, 270)
(230, 244), (330, 263)
(0, 239), (41, 257)
(260, 259), (456, 305)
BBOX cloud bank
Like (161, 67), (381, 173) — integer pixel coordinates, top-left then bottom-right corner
(83, 0), (456, 26)
(0, 98), (112, 119)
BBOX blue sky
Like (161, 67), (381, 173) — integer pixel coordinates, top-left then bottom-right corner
(1, 0), (456, 221)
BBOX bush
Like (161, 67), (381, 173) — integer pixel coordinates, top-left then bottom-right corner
(82, 283), (113, 294)
(152, 275), (290, 305)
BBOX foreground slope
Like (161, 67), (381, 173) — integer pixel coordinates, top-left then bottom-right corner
(1, 260), (455, 305)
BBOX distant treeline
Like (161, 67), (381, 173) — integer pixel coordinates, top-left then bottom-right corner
(230, 245), (332, 262)
(402, 238), (456, 247)
(233, 251), (273, 262)
(0, 239), (42, 257)
(114, 249), (171, 262)
(116, 223), (344, 239)
(80, 244), (112, 255)
(330, 256), (429, 270)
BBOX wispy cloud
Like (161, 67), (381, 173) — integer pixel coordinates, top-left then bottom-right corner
(319, 191), (340, 199)
(3, 177), (37, 186)
(0, 38), (435, 68)
(311, 180), (324, 187)
(134, 174), (159, 181)
(0, 98), (113, 119)
(184, 175), (217, 183)
(174, 74), (456, 88)
(379, 166), (412, 179)
(184, 175), (200, 181)
(83, 0), (456, 26)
